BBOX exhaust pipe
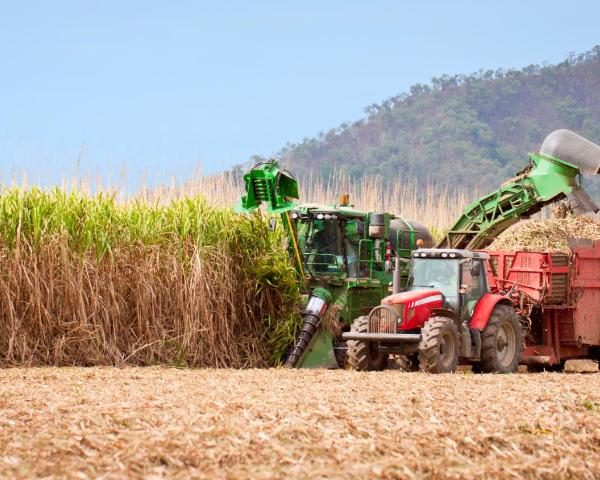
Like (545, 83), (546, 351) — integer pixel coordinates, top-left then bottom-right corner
(392, 257), (402, 295)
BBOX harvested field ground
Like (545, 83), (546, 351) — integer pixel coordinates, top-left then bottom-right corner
(1, 368), (600, 479)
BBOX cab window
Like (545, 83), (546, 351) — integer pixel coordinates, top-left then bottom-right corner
(461, 260), (486, 317)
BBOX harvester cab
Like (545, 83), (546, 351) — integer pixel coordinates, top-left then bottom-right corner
(237, 159), (434, 369)
(342, 249), (522, 373)
(281, 203), (434, 368)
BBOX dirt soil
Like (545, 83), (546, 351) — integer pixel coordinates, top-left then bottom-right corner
(1, 368), (600, 479)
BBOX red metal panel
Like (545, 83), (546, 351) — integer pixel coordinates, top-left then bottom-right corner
(484, 250), (569, 304)
(485, 251), (545, 301)
(382, 290), (444, 331)
(485, 241), (600, 360)
(571, 240), (600, 345)
(469, 293), (511, 331)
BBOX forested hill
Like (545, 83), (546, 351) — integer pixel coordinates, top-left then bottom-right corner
(260, 47), (600, 192)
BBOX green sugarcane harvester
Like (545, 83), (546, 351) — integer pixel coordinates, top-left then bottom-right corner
(237, 161), (433, 367)
(238, 129), (600, 368)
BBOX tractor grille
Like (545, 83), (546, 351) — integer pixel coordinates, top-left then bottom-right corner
(368, 306), (399, 334)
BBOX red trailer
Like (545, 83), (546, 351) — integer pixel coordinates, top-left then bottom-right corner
(485, 239), (600, 366)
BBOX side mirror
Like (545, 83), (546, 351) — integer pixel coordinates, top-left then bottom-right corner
(471, 261), (482, 277)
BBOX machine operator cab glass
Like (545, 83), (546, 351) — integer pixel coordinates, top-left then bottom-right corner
(294, 212), (369, 278)
(408, 257), (460, 310)
(460, 258), (487, 318)
(295, 213), (347, 275)
(408, 250), (487, 317)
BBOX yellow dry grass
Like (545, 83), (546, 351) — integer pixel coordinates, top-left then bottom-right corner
(103, 171), (469, 235)
(1, 367), (600, 479)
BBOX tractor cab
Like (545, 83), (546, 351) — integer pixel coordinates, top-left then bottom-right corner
(407, 249), (489, 319)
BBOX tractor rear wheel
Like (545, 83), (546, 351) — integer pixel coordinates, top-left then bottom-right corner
(418, 317), (459, 373)
(480, 304), (522, 373)
(347, 316), (388, 371)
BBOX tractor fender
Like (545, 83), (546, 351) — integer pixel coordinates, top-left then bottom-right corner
(469, 294), (512, 331)
(431, 307), (459, 321)
(431, 307), (460, 327)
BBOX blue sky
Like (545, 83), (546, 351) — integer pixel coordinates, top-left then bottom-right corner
(1, 1), (599, 188)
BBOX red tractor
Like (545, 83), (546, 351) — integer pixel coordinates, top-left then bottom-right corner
(342, 249), (522, 373)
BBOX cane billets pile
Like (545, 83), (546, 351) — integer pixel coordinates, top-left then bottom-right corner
(487, 215), (600, 253)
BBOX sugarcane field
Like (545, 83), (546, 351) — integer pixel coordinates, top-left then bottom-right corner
(4, 5), (600, 480)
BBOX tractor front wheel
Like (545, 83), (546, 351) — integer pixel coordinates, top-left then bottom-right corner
(347, 316), (388, 371)
(480, 304), (522, 373)
(418, 317), (459, 373)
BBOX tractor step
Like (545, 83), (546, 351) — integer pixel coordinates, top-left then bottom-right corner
(341, 332), (422, 342)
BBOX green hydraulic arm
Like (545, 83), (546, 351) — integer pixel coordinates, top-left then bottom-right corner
(237, 160), (305, 279)
(439, 130), (600, 250)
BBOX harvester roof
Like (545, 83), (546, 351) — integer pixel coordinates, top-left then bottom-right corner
(293, 203), (370, 218)
(412, 249), (490, 260)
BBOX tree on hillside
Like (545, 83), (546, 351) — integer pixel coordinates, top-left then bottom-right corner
(255, 47), (600, 195)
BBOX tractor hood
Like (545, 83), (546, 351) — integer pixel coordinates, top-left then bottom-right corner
(382, 289), (443, 307)
(382, 289), (444, 331)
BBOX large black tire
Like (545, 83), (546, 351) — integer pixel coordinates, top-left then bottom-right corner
(347, 316), (388, 371)
(480, 304), (522, 373)
(418, 317), (459, 373)
(332, 337), (347, 368)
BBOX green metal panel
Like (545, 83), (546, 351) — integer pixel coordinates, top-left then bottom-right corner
(297, 330), (339, 368)
(237, 161), (299, 214)
(347, 286), (386, 321)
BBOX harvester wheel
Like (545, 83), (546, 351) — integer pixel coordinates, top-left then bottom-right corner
(347, 316), (388, 371)
(418, 317), (459, 373)
(480, 304), (522, 373)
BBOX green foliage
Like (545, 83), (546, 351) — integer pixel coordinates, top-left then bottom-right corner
(0, 188), (301, 366)
(272, 46), (600, 196)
